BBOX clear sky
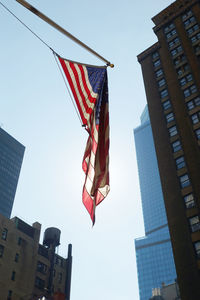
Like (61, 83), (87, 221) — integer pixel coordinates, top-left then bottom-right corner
(1, 1), (173, 299)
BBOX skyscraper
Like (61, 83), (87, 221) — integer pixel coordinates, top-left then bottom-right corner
(134, 106), (176, 300)
(137, 0), (200, 299)
(0, 127), (25, 218)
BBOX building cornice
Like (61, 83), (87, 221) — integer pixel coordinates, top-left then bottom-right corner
(137, 42), (160, 63)
(152, 0), (199, 33)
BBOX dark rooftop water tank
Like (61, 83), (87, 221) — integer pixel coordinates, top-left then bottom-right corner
(43, 227), (61, 248)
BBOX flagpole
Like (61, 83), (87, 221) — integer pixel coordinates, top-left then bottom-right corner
(15, 0), (114, 68)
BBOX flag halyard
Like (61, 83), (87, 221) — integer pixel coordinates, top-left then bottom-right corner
(58, 57), (110, 224)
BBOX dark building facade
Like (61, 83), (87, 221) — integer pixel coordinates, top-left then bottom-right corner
(137, 0), (200, 299)
(0, 127), (25, 218)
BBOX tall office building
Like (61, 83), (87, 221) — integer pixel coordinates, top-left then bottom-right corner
(137, 0), (200, 299)
(0, 127), (25, 218)
(134, 106), (176, 300)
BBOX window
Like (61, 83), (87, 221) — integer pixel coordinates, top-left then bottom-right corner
(184, 89), (190, 98)
(155, 69), (163, 78)
(187, 100), (195, 110)
(164, 23), (175, 33)
(183, 16), (196, 27)
(169, 125), (178, 137)
(195, 128), (200, 140)
(172, 140), (182, 152)
(190, 32), (200, 44)
(191, 85), (198, 93)
(182, 10), (193, 21)
(2, 228), (7, 241)
(194, 241), (200, 258)
(175, 156), (185, 169)
(171, 49), (177, 57)
(166, 112), (174, 123)
(179, 74), (193, 87)
(183, 85), (197, 98)
(170, 45), (182, 57)
(193, 24), (199, 31)
(168, 41), (174, 49)
(189, 216), (200, 232)
(184, 193), (195, 209)
(163, 100), (171, 111)
(179, 77), (186, 86)
(37, 261), (47, 274)
(158, 78), (166, 87)
(58, 272), (62, 284)
(14, 253), (19, 263)
(35, 276), (45, 290)
(179, 174), (190, 188)
(11, 271), (16, 281)
(168, 37), (180, 49)
(191, 113), (200, 124)
(154, 59), (161, 68)
(7, 290), (12, 300)
(0, 245), (4, 258)
(160, 89), (168, 99)
(186, 74), (193, 82)
(187, 28), (194, 35)
(187, 24), (199, 36)
(152, 52), (159, 59)
(166, 29), (177, 39)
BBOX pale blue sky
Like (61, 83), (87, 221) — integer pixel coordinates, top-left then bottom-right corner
(1, 1), (173, 299)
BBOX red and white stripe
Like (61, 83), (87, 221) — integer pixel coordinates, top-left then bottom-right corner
(59, 57), (110, 224)
(59, 58), (98, 125)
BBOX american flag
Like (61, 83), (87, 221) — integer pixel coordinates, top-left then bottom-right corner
(58, 57), (110, 224)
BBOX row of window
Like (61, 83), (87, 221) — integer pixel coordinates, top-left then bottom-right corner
(166, 28), (177, 40)
(187, 23), (199, 36)
(165, 22), (199, 102)
(183, 84), (197, 98)
(0, 245), (21, 264)
(191, 32), (200, 44)
(0, 250), (62, 280)
(183, 15), (196, 28)
(163, 10), (200, 262)
(167, 19), (200, 131)
(187, 96), (200, 110)
(1, 228), (25, 247)
(182, 12), (200, 68)
(179, 11), (200, 260)
(182, 12), (200, 136)
(182, 20), (200, 131)
(170, 45), (183, 57)
(179, 73), (193, 86)
(152, 49), (196, 212)
(169, 37), (180, 49)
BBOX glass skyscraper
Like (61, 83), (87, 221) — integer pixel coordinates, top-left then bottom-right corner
(0, 127), (25, 218)
(134, 106), (176, 300)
